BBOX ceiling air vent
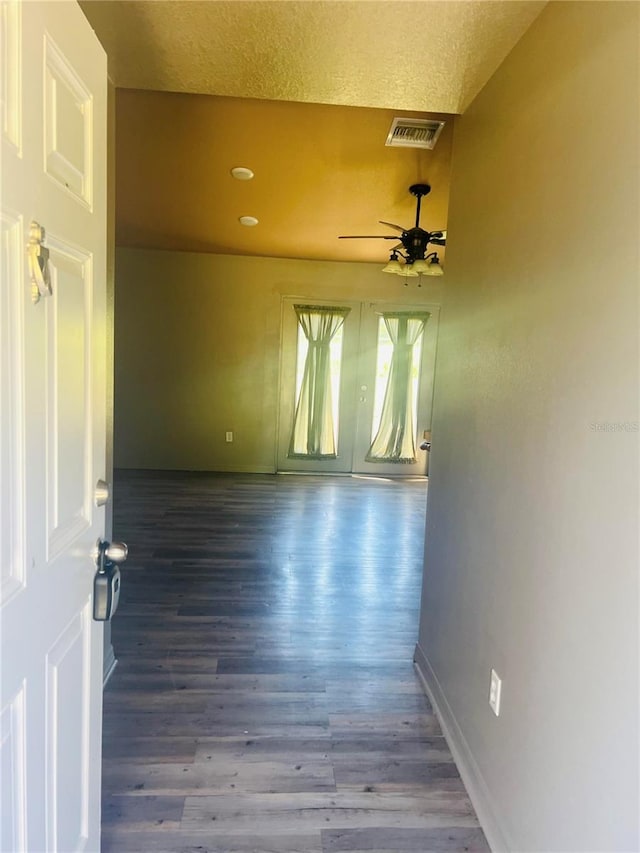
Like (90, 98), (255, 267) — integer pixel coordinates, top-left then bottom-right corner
(385, 118), (445, 150)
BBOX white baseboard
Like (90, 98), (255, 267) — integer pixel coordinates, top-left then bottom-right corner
(114, 465), (276, 475)
(214, 465), (276, 474)
(413, 643), (511, 853)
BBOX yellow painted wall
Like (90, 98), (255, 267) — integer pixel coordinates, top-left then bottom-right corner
(417, 2), (639, 850)
(114, 90), (453, 265)
(114, 249), (442, 471)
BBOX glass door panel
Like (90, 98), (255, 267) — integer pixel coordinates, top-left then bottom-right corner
(367, 314), (426, 462)
(289, 310), (346, 459)
(351, 303), (439, 477)
(277, 299), (360, 473)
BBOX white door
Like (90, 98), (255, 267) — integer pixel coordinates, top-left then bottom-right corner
(1, 2), (107, 851)
(277, 298), (437, 476)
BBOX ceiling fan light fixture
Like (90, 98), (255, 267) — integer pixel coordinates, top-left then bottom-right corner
(239, 215), (259, 227)
(397, 264), (419, 278)
(424, 254), (444, 276)
(382, 251), (403, 274)
(411, 258), (429, 274)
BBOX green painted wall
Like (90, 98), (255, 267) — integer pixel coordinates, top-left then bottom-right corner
(114, 248), (443, 471)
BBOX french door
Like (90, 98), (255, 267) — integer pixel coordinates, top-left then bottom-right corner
(277, 298), (439, 476)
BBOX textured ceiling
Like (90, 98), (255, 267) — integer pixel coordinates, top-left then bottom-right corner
(81, 0), (546, 114)
(83, 0), (546, 264)
(115, 91), (453, 263)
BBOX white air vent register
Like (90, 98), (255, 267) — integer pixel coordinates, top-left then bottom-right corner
(385, 118), (445, 150)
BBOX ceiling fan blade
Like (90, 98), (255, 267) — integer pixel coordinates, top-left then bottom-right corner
(379, 220), (406, 233)
(428, 229), (447, 246)
(338, 235), (400, 240)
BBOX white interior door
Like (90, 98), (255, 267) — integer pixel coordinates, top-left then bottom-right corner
(1, 2), (107, 851)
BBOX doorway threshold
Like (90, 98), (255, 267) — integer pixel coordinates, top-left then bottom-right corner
(277, 471), (428, 482)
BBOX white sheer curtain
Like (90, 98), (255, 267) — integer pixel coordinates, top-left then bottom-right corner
(366, 312), (430, 463)
(288, 305), (350, 458)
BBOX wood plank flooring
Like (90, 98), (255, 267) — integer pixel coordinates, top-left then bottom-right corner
(102, 472), (488, 853)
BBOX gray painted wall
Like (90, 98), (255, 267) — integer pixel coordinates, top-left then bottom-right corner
(416, 3), (639, 851)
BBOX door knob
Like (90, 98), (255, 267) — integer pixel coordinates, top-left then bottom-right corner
(420, 440), (431, 452)
(104, 541), (128, 563)
(96, 539), (128, 566)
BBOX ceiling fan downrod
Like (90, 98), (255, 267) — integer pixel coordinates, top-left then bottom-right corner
(409, 183), (431, 229)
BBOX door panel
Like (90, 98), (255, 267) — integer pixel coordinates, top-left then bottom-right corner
(0, 3), (107, 851)
(0, 210), (26, 603)
(0, 683), (26, 853)
(277, 298), (360, 473)
(352, 302), (439, 476)
(45, 239), (93, 561)
(45, 606), (91, 852)
(44, 33), (93, 207)
(0, 0), (21, 154)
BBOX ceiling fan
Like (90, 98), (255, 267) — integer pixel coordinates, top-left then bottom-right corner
(339, 183), (446, 276)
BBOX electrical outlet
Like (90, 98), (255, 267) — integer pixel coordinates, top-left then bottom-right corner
(225, 431), (233, 443)
(489, 669), (502, 716)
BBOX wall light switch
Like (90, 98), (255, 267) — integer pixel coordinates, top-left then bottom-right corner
(225, 431), (233, 443)
(489, 669), (502, 716)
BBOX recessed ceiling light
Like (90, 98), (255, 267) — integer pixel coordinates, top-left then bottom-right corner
(239, 215), (259, 227)
(231, 167), (254, 181)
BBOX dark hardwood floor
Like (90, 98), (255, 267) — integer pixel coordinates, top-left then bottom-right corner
(102, 471), (488, 853)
